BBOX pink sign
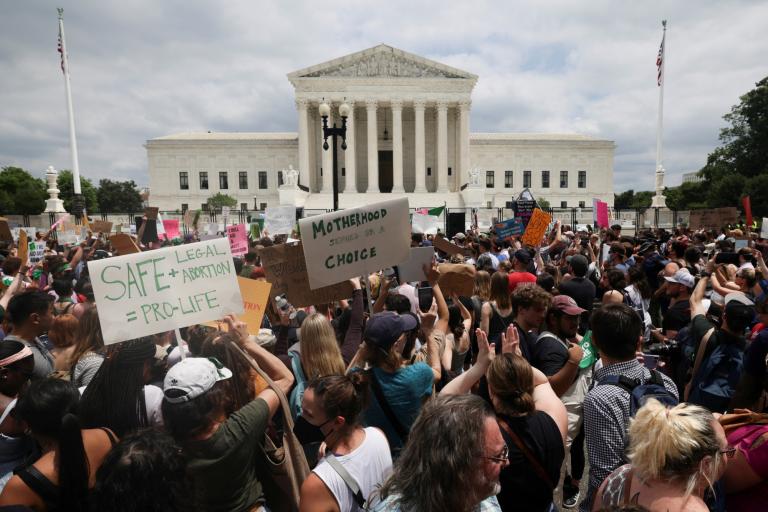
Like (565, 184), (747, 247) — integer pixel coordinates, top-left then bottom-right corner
(596, 201), (609, 228)
(162, 219), (181, 240)
(226, 223), (249, 257)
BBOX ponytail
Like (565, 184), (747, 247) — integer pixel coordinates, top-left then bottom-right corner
(309, 373), (370, 428)
(58, 412), (90, 511)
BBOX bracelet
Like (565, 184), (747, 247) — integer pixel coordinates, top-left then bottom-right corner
(700, 272), (711, 278)
(566, 359), (580, 366)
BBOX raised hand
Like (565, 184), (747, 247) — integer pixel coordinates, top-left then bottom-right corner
(501, 324), (522, 357)
(475, 328), (495, 366)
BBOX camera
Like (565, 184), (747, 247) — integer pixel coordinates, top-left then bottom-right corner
(274, 293), (297, 320)
(645, 338), (680, 356)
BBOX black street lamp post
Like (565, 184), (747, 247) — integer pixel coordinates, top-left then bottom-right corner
(319, 100), (350, 211)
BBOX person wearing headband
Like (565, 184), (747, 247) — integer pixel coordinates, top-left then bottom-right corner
(3, 291), (55, 380)
(0, 341), (36, 484)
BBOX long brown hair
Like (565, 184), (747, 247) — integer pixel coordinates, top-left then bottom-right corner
(490, 271), (511, 309)
(70, 305), (104, 366)
(473, 270), (491, 301)
(486, 354), (535, 415)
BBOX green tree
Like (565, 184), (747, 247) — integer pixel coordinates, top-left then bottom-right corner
(537, 198), (550, 209)
(0, 166), (47, 214)
(97, 179), (143, 212)
(663, 181), (708, 211)
(207, 193), (237, 209)
(57, 170), (98, 212)
(614, 190), (635, 209)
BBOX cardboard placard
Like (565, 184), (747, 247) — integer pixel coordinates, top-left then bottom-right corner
(259, 242), (354, 308)
(411, 213), (440, 235)
(689, 207), (739, 230)
(0, 218), (12, 241)
(91, 220), (113, 234)
(264, 206), (296, 236)
(433, 235), (471, 256)
(88, 238), (243, 345)
(109, 233), (141, 255)
(18, 231), (28, 265)
(206, 277), (272, 334)
(397, 247), (435, 283)
(521, 208), (552, 247)
(437, 263), (476, 297)
(494, 218), (525, 239)
(226, 224), (249, 257)
(298, 198), (411, 290)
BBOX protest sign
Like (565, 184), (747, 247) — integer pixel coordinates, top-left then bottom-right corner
(109, 233), (141, 255)
(476, 209), (496, 229)
(88, 238), (243, 345)
(689, 207), (739, 230)
(0, 218), (11, 241)
(494, 218), (525, 239)
(249, 222), (261, 240)
(595, 201), (609, 228)
(162, 219), (181, 240)
(743, 196), (753, 227)
(298, 198), (410, 290)
(50, 213), (70, 231)
(762, 218), (768, 239)
(18, 231), (28, 265)
(433, 235), (471, 256)
(221, 206), (230, 224)
(91, 220), (113, 234)
(28, 241), (46, 264)
(437, 263), (476, 296)
(521, 208), (552, 247)
(513, 200), (537, 227)
(206, 277), (272, 334)
(226, 224), (248, 257)
(58, 230), (80, 246)
(397, 247), (435, 283)
(264, 206), (296, 236)
(259, 242), (354, 308)
(411, 213), (440, 235)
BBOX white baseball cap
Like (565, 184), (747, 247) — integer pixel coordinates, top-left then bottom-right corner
(163, 357), (232, 404)
(664, 269), (695, 289)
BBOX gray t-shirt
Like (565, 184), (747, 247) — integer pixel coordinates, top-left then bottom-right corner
(2, 335), (54, 380)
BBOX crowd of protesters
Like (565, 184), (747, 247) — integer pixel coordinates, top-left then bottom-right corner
(0, 214), (766, 512)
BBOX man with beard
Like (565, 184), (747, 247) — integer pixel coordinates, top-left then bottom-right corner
(373, 394), (506, 511)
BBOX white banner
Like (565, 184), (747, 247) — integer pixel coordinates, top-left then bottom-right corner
(298, 198), (411, 290)
(411, 213), (440, 235)
(88, 238), (243, 345)
(264, 206), (296, 235)
(476, 209), (496, 229)
(397, 247), (435, 283)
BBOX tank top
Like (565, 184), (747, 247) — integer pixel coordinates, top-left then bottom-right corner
(312, 427), (393, 511)
(488, 304), (514, 345)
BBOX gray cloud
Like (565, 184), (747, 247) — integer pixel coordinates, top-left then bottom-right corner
(1, 0), (765, 193)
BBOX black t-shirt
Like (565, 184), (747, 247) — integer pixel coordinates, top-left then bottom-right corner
(497, 411), (565, 512)
(662, 299), (691, 333)
(558, 277), (596, 312)
(531, 333), (569, 376)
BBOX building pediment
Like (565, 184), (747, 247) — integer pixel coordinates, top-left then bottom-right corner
(288, 44), (477, 81)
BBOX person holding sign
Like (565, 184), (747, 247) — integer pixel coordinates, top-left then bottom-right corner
(161, 315), (294, 512)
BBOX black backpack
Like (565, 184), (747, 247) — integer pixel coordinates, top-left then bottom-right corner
(598, 370), (679, 417)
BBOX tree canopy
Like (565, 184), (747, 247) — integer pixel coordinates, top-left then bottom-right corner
(97, 179), (143, 212)
(207, 193), (238, 209)
(56, 170), (98, 213)
(0, 166), (47, 215)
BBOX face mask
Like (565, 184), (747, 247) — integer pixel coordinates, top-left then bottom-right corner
(293, 415), (333, 445)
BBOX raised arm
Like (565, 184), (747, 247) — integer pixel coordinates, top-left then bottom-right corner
(372, 273), (391, 313)
(690, 267), (709, 319)
(340, 278), (364, 365)
(441, 329), (494, 395)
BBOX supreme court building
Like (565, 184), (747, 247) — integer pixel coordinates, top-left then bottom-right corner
(147, 44), (615, 212)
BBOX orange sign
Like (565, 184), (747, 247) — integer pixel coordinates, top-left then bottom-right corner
(521, 208), (552, 247)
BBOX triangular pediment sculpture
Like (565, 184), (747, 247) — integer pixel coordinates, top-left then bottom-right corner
(288, 44), (476, 80)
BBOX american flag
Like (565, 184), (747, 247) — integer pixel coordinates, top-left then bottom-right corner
(656, 31), (665, 86)
(57, 25), (66, 74)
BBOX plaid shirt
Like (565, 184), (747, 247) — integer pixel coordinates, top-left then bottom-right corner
(580, 359), (678, 511)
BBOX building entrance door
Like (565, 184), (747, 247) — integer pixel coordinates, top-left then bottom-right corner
(378, 151), (393, 193)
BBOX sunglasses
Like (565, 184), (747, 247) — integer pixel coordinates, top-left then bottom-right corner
(719, 446), (737, 459)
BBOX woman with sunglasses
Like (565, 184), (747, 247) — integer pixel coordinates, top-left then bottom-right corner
(441, 327), (567, 512)
(593, 399), (733, 511)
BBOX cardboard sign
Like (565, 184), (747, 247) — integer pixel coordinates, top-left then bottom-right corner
(28, 241), (46, 264)
(521, 208), (552, 247)
(411, 213), (440, 235)
(259, 242), (354, 308)
(513, 200), (537, 227)
(109, 233), (141, 255)
(264, 206), (296, 236)
(437, 263), (476, 297)
(689, 207), (739, 230)
(0, 218), (11, 241)
(494, 218), (525, 239)
(162, 219), (181, 240)
(235, 277), (271, 334)
(397, 247), (435, 283)
(433, 235), (471, 256)
(298, 198), (410, 290)
(88, 238), (243, 345)
(226, 224), (249, 257)
(90, 220), (113, 234)
(18, 231), (28, 265)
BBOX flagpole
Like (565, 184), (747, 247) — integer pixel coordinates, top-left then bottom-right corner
(58, 8), (84, 216)
(652, 20), (667, 207)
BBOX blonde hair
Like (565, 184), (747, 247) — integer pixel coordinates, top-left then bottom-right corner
(473, 270), (491, 301)
(48, 313), (79, 348)
(627, 399), (722, 498)
(299, 313), (345, 379)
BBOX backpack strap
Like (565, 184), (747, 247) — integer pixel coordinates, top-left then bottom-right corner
(368, 370), (409, 443)
(685, 327), (715, 401)
(498, 418), (554, 491)
(598, 374), (639, 395)
(15, 465), (58, 507)
(325, 454), (366, 508)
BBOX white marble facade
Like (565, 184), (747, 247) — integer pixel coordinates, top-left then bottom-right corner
(147, 45), (615, 211)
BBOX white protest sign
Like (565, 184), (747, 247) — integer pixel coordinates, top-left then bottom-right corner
(476, 209), (496, 229)
(58, 230), (80, 246)
(411, 213), (440, 235)
(221, 206), (230, 223)
(762, 218), (768, 239)
(156, 213), (166, 236)
(28, 241), (46, 264)
(88, 238), (243, 345)
(298, 198), (411, 290)
(397, 247), (435, 283)
(264, 206), (296, 235)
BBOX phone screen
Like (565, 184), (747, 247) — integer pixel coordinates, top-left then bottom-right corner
(418, 286), (433, 312)
(642, 354), (659, 370)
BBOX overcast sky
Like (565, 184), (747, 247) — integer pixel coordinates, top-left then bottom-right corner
(1, 0), (766, 193)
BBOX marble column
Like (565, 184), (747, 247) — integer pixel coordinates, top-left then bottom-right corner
(458, 100), (471, 191)
(413, 99), (427, 193)
(296, 99), (310, 189)
(321, 102), (333, 193)
(391, 99), (404, 193)
(342, 101), (356, 193)
(436, 100), (448, 193)
(366, 100), (379, 192)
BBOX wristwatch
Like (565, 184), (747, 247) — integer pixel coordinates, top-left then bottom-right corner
(700, 271), (711, 278)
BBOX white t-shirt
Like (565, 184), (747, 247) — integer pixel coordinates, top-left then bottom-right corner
(312, 427), (393, 511)
(78, 384), (164, 427)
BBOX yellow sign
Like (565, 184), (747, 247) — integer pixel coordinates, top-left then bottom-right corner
(521, 208), (552, 247)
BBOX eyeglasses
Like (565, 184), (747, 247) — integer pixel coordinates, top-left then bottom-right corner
(482, 445), (509, 464)
(719, 446), (737, 459)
